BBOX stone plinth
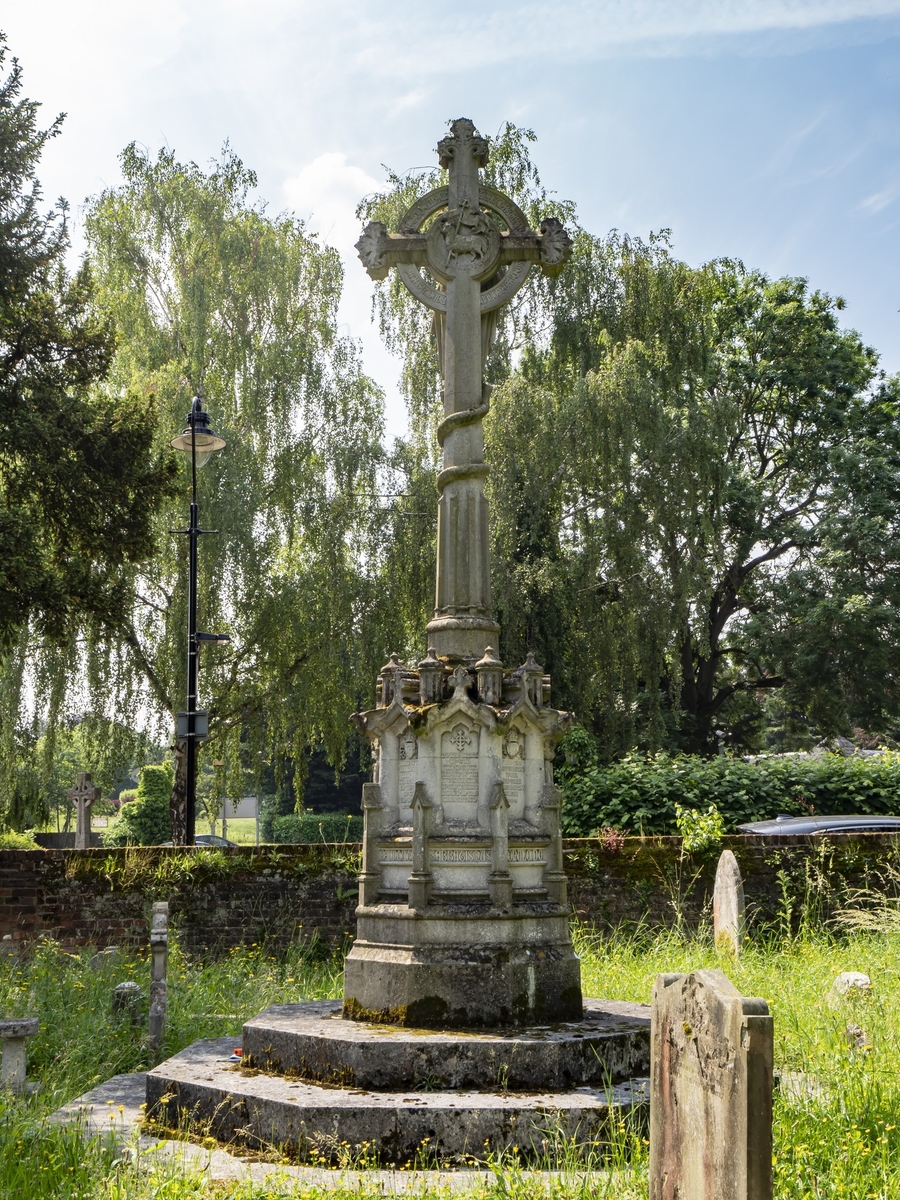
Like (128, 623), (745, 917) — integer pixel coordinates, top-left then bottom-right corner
(346, 651), (580, 1027)
(242, 999), (649, 1090)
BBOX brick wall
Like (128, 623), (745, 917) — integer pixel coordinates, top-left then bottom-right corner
(1, 834), (897, 955)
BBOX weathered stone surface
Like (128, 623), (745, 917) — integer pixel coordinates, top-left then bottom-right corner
(148, 1038), (648, 1163)
(348, 119), (579, 1029)
(88, 946), (121, 971)
(827, 971), (871, 1006)
(344, 904), (581, 1027)
(0, 1016), (39, 1093)
(68, 773), (101, 851)
(650, 969), (773, 1200)
(713, 849), (746, 956)
(242, 998), (650, 1090)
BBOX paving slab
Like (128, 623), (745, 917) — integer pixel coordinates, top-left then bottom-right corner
(243, 998), (650, 1090)
(147, 1038), (649, 1163)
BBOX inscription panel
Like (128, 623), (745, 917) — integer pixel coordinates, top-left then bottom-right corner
(431, 847), (491, 865)
(441, 722), (480, 812)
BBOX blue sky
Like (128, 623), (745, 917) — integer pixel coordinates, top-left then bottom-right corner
(5, 1), (899, 436)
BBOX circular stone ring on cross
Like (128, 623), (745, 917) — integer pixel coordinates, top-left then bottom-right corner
(396, 186), (533, 315)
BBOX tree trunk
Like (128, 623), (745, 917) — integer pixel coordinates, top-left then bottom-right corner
(170, 738), (187, 844)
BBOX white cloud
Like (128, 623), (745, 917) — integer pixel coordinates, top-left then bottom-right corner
(860, 181), (900, 213)
(282, 153), (383, 255)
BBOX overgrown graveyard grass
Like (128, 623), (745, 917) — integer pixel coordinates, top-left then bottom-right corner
(1, 924), (900, 1196)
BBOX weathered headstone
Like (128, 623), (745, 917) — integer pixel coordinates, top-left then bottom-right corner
(0, 1017), (39, 1094)
(828, 971), (871, 1006)
(88, 946), (121, 972)
(67, 773), (101, 851)
(148, 902), (168, 1055)
(112, 981), (145, 1025)
(650, 969), (773, 1200)
(713, 849), (746, 956)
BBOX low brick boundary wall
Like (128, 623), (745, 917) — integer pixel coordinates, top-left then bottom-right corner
(1, 834), (897, 955)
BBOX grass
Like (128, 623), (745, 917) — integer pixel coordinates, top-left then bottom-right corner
(2, 925), (900, 1197)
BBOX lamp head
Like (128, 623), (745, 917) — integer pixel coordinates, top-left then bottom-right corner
(170, 395), (226, 468)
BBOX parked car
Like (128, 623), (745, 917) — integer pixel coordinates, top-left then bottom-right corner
(158, 834), (237, 847)
(737, 814), (900, 836)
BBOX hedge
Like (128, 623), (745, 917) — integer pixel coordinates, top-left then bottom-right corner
(556, 731), (900, 836)
(272, 812), (364, 844)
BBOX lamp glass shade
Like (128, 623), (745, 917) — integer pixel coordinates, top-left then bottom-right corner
(169, 426), (227, 468)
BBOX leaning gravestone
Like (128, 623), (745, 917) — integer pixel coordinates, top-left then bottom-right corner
(651, 969), (773, 1200)
(713, 849), (746, 957)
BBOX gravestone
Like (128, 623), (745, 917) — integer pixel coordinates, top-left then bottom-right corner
(68, 773), (100, 851)
(713, 849), (746, 956)
(650, 969), (774, 1200)
(148, 902), (169, 1055)
(345, 118), (579, 1027)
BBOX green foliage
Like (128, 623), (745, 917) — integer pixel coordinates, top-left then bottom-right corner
(272, 811), (363, 844)
(366, 123), (899, 755)
(0, 828), (37, 848)
(13, 137), (396, 825)
(673, 802), (724, 853)
(103, 762), (173, 846)
(557, 730), (900, 834)
(0, 40), (174, 828)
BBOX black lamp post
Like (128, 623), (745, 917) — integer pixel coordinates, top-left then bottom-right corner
(170, 394), (228, 844)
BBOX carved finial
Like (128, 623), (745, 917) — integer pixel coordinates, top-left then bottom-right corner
(356, 221), (391, 280)
(490, 780), (510, 810)
(475, 646), (502, 669)
(451, 664), (472, 698)
(438, 118), (489, 170)
(417, 646), (444, 706)
(538, 218), (573, 277)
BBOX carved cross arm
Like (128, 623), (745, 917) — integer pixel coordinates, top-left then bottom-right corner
(357, 216), (573, 282)
(498, 219), (573, 277)
(356, 222), (427, 280)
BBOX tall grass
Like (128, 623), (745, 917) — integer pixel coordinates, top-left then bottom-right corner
(2, 927), (900, 1197)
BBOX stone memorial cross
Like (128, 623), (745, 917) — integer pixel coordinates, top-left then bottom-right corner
(68, 772), (100, 851)
(357, 118), (571, 660)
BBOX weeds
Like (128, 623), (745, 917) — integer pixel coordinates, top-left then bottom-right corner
(3, 927), (900, 1196)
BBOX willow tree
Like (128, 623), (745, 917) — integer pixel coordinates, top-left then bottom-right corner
(19, 143), (390, 831)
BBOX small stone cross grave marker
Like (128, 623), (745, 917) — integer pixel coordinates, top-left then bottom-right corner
(67, 773), (100, 850)
(650, 969), (773, 1200)
(713, 848), (746, 956)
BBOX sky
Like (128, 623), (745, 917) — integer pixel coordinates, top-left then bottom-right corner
(4, 0), (900, 438)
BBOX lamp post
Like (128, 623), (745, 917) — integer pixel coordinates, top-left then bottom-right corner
(170, 394), (228, 844)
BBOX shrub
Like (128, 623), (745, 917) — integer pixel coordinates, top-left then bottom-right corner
(271, 812), (363, 844)
(556, 727), (900, 835)
(102, 763), (173, 846)
(0, 830), (39, 849)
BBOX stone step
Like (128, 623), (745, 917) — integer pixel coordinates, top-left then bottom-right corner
(242, 999), (650, 1091)
(146, 1038), (649, 1164)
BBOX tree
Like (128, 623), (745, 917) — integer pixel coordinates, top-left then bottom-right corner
(71, 142), (391, 836)
(103, 762), (173, 846)
(0, 37), (174, 825)
(364, 126), (900, 756)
